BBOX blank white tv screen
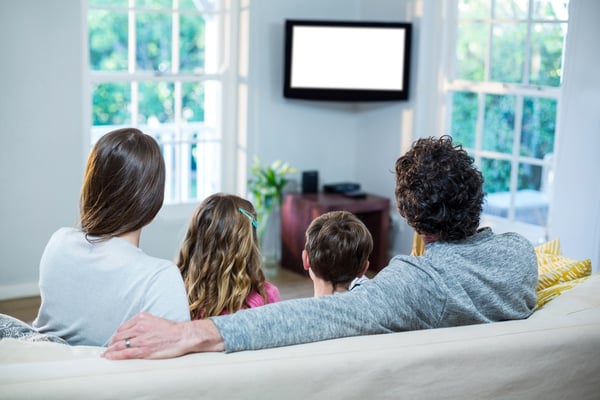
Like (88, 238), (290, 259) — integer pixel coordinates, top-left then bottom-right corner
(290, 25), (407, 91)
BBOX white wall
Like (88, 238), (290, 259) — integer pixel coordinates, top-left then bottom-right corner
(548, 0), (600, 272)
(356, 0), (421, 255)
(0, 0), (85, 298)
(246, 0), (363, 185)
(248, 0), (417, 256)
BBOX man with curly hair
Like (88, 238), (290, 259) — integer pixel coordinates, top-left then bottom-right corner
(104, 136), (538, 359)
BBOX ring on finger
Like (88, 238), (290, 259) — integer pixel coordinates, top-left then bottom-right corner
(125, 338), (132, 348)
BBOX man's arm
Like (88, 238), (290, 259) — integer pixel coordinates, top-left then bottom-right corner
(103, 261), (443, 358)
(211, 265), (443, 352)
(102, 312), (224, 360)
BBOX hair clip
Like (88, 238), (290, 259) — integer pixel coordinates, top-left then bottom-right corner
(238, 207), (258, 228)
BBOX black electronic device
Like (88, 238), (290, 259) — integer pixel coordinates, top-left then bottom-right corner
(343, 190), (367, 199)
(284, 19), (412, 102)
(302, 170), (319, 193)
(323, 182), (361, 193)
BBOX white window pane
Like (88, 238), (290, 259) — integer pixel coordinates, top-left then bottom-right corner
(136, 12), (172, 72)
(89, 10), (128, 71)
(520, 97), (556, 159)
(493, 0), (528, 19)
(138, 82), (175, 124)
(179, 13), (208, 73)
(455, 22), (487, 81)
(483, 94), (515, 154)
(449, 91), (478, 149)
(532, 0), (569, 20)
(203, 80), (221, 131)
(458, 0), (490, 19)
(192, 141), (222, 201)
(490, 23), (526, 83)
(92, 82), (131, 125)
(529, 22), (568, 86)
(450, 0), (568, 230)
(179, 0), (220, 12)
(137, 0), (171, 8)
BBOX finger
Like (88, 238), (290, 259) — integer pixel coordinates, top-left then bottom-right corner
(109, 314), (149, 344)
(105, 336), (130, 352)
(110, 328), (135, 345)
(115, 313), (146, 333)
(102, 344), (147, 360)
(103, 336), (161, 360)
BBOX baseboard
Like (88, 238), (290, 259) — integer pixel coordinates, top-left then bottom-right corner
(0, 282), (40, 301)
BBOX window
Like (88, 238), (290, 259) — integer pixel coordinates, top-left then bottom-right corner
(88, 0), (240, 204)
(444, 0), (569, 231)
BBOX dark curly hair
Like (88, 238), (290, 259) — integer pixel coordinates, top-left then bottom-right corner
(395, 135), (484, 241)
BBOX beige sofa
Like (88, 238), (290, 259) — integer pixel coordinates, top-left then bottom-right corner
(1, 274), (599, 400)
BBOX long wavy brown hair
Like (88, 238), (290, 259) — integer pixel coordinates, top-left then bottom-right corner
(177, 193), (267, 319)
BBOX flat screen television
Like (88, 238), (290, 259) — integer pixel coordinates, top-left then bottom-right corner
(284, 19), (412, 102)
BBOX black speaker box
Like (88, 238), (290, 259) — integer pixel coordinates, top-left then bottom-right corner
(302, 170), (319, 193)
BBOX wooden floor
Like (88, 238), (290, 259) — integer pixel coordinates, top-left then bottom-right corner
(0, 295), (41, 323)
(270, 267), (314, 300)
(0, 267), (313, 323)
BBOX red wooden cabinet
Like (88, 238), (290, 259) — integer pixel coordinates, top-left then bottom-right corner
(280, 192), (391, 275)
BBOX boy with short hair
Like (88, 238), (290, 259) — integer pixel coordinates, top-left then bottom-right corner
(302, 211), (373, 296)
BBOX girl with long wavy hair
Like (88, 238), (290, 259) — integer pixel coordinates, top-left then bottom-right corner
(177, 193), (280, 319)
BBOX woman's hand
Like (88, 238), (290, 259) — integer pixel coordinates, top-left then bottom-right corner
(102, 312), (224, 360)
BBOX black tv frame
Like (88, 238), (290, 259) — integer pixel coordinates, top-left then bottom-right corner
(283, 19), (412, 102)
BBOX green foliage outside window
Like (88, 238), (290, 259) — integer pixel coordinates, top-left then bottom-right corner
(89, 1), (220, 204)
(521, 97), (556, 159)
(450, 0), (567, 198)
(92, 83), (130, 125)
(89, 10), (128, 71)
(89, 2), (207, 127)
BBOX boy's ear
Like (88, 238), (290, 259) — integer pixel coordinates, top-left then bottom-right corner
(302, 249), (311, 271)
(358, 260), (370, 277)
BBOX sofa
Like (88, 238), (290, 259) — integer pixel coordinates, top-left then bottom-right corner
(1, 271), (599, 400)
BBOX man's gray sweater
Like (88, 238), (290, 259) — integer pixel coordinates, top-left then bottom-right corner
(211, 228), (538, 352)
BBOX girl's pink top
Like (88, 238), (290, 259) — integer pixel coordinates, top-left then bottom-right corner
(198, 282), (281, 318)
(244, 281), (281, 309)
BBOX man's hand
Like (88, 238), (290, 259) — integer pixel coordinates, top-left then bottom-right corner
(102, 312), (225, 360)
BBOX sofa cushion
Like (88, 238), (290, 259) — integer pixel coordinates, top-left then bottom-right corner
(1, 275), (599, 400)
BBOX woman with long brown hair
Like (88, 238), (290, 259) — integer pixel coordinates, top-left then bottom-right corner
(33, 128), (190, 346)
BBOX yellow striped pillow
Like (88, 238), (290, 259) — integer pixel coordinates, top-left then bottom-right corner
(537, 258), (592, 291)
(534, 238), (593, 308)
(536, 253), (579, 275)
(534, 237), (561, 256)
(536, 276), (592, 308)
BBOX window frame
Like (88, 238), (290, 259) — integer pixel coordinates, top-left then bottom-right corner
(441, 0), (568, 239)
(86, 0), (243, 209)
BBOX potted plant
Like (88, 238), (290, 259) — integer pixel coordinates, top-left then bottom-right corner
(247, 156), (296, 276)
